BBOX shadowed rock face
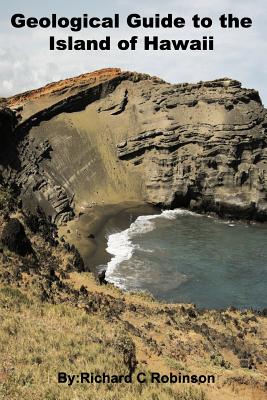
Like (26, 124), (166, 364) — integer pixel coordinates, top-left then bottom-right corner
(0, 107), (19, 170)
(1, 218), (32, 256)
(1, 68), (267, 222)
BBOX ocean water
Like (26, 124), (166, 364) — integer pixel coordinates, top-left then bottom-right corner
(104, 209), (267, 309)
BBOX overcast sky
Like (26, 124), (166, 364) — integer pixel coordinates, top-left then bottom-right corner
(1, 0), (267, 104)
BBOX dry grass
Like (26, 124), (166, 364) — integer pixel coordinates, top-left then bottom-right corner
(0, 205), (266, 399)
(0, 285), (208, 400)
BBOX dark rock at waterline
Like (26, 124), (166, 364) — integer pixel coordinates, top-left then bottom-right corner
(1, 218), (32, 256)
(98, 270), (108, 285)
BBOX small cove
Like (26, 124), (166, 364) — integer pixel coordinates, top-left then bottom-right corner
(102, 209), (267, 309)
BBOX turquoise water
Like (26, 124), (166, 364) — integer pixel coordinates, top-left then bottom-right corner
(105, 209), (267, 309)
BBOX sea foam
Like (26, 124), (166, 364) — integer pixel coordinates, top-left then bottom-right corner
(105, 208), (199, 286)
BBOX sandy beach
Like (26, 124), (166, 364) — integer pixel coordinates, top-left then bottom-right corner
(59, 202), (159, 271)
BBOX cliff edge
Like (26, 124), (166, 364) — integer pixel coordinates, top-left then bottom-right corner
(1, 68), (267, 222)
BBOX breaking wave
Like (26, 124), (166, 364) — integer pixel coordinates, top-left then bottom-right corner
(105, 208), (199, 286)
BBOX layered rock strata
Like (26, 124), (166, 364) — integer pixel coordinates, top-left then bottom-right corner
(0, 68), (266, 222)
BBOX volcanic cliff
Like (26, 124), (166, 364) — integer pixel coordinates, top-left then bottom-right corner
(1, 68), (267, 223)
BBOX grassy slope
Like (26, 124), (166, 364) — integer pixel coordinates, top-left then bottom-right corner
(0, 286), (208, 400)
(0, 272), (266, 400)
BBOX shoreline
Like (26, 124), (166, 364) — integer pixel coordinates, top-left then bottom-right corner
(59, 202), (159, 272)
(59, 202), (265, 273)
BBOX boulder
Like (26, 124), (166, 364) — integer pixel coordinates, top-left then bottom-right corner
(98, 270), (108, 285)
(1, 218), (32, 256)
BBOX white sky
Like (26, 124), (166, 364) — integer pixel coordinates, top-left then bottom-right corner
(0, 0), (266, 105)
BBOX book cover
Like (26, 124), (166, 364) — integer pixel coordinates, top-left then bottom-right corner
(0, 1), (266, 399)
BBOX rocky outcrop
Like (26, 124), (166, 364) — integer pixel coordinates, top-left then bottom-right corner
(116, 78), (267, 220)
(0, 107), (19, 169)
(16, 137), (74, 224)
(1, 218), (32, 256)
(1, 69), (267, 222)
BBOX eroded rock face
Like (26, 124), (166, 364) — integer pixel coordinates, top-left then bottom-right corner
(116, 78), (267, 220)
(1, 69), (267, 221)
(16, 137), (74, 224)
